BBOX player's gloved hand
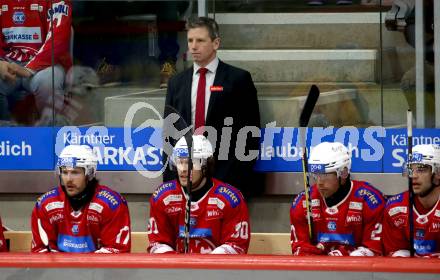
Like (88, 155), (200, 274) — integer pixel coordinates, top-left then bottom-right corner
(294, 243), (325, 256)
(349, 246), (375, 256)
(328, 245), (350, 256)
(391, 249), (410, 257)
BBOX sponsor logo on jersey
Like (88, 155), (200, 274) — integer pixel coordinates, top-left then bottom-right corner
(87, 215), (99, 223)
(309, 164), (325, 173)
(71, 224), (80, 235)
(327, 221), (337, 231)
(12, 11), (25, 24)
(416, 229), (425, 239)
(163, 194), (182, 206)
(386, 194), (404, 206)
(165, 206), (182, 214)
(88, 202), (104, 213)
(57, 234), (96, 253)
(311, 199), (320, 207)
(37, 188), (59, 208)
(152, 182), (176, 202)
(317, 232), (354, 246)
(431, 222), (440, 231)
(388, 206), (407, 217)
(291, 192), (304, 209)
(215, 185), (241, 208)
(416, 215), (429, 225)
(346, 214), (362, 223)
(30, 4), (39, 11)
(191, 202), (199, 211)
(178, 226), (212, 238)
(45, 201), (64, 212)
(414, 239), (436, 255)
(49, 213), (63, 224)
(206, 209), (221, 219)
(325, 206), (338, 215)
(208, 197), (225, 210)
(435, 210), (440, 218)
(2, 27), (42, 43)
(355, 187), (382, 209)
(2, 5), (8, 12)
(47, 2), (69, 19)
(96, 189), (121, 210)
(393, 217), (406, 227)
(349, 201), (363, 211)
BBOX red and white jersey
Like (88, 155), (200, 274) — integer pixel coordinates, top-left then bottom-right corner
(0, 217), (6, 252)
(31, 185), (131, 253)
(148, 179), (250, 254)
(290, 180), (385, 255)
(383, 191), (440, 257)
(0, 0), (72, 71)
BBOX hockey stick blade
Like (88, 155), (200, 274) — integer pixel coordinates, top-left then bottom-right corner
(299, 85), (320, 127)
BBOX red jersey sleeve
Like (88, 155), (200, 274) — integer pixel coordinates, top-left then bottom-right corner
(0, 217), (7, 252)
(382, 194), (409, 256)
(25, 0), (72, 71)
(147, 194), (178, 253)
(30, 201), (59, 252)
(214, 190), (250, 254)
(96, 195), (131, 253)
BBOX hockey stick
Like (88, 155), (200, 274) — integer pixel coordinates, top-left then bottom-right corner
(37, 218), (51, 252)
(163, 105), (193, 253)
(407, 109), (415, 257)
(299, 85), (320, 241)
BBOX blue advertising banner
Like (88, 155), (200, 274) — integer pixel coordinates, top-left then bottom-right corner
(0, 127), (439, 173)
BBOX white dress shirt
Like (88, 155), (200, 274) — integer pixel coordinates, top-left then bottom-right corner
(191, 57), (219, 126)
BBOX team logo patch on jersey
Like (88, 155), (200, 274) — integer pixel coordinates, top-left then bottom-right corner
(45, 201), (64, 212)
(208, 197), (225, 210)
(349, 201), (363, 211)
(163, 194), (182, 206)
(388, 206), (407, 217)
(96, 189), (121, 210)
(355, 187), (382, 209)
(152, 182), (176, 202)
(215, 185), (241, 208)
(71, 224), (80, 235)
(327, 221), (337, 231)
(88, 202), (104, 213)
(12, 11), (25, 24)
(37, 188), (59, 208)
(386, 194), (404, 206)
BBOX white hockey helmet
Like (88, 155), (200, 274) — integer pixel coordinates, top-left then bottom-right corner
(171, 135), (214, 170)
(308, 142), (351, 177)
(409, 144), (440, 174)
(57, 145), (98, 178)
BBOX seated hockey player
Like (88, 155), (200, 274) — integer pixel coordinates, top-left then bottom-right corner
(0, 217), (6, 252)
(31, 145), (131, 253)
(383, 144), (440, 257)
(290, 141), (385, 256)
(147, 135), (250, 254)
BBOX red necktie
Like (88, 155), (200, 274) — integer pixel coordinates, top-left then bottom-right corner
(195, 67), (208, 132)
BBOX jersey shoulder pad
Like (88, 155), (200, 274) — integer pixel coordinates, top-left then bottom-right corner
(213, 183), (243, 209)
(152, 181), (177, 202)
(385, 192), (407, 208)
(291, 192), (305, 209)
(95, 186), (123, 211)
(36, 187), (60, 208)
(353, 181), (384, 210)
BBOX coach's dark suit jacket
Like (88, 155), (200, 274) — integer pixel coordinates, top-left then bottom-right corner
(163, 60), (262, 198)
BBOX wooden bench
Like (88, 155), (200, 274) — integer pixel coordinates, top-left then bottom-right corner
(4, 231), (291, 255)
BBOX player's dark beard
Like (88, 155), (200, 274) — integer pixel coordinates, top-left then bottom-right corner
(325, 176), (351, 207)
(191, 178), (213, 201)
(418, 175), (439, 198)
(62, 178), (98, 211)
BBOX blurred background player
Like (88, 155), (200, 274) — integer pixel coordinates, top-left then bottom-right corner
(0, 0), (73, 126)
(31, 145), (131, 253)
(383, 144), (440, 257)
(148, 135), (250, 254)
(290, 142), (385, 256)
